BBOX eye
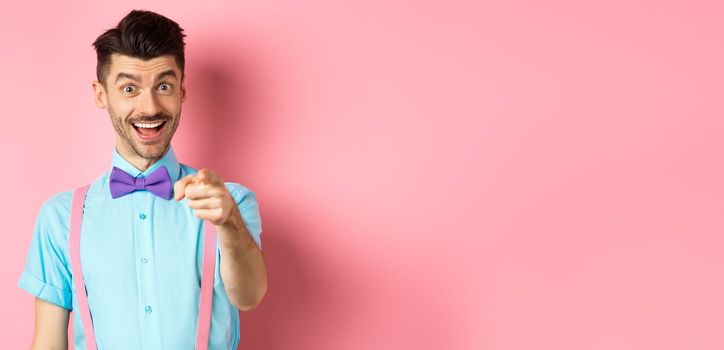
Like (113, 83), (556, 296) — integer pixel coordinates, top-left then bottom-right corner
(122, 85), (136, 94)
(158, 83), (173, 92)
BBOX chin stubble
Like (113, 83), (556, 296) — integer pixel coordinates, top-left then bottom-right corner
(108, 110), (178, 160)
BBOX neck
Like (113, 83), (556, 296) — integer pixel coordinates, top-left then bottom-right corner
(115, 144), (165, 173)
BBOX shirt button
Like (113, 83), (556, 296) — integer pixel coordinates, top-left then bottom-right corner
(145, 305), (153, 313)
(142, 257), (149, 264)
(139, 213), (147, 220)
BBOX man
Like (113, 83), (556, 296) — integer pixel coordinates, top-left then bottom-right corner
(17, 10), (267, 349)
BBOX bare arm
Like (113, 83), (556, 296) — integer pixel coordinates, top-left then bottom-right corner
(217, 209), (267, 310)
(174, 169), (268, 311)
(30, 297), (69, 350)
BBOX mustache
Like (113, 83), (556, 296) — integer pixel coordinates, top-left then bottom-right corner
(129, 115), (171, 123)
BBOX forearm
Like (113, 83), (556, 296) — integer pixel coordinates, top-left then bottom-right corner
(31, 298), (69, 350)
(216, 210), (267, 311)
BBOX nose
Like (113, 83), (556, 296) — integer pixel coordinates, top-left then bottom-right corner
(136, 89), (161, 117)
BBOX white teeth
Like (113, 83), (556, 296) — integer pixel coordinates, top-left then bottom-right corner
(133, 121), (163, 128)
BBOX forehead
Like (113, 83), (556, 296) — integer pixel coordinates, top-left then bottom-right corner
(108, 54), (181, 83)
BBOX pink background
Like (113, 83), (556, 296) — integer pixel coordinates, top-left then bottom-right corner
(1, 1), (723, 349)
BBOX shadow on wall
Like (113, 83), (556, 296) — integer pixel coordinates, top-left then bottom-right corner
(180, 50), (250, 177)
(183, 39), (346, 349)
(183, 33), (462, 348)
(237, 207), (343, 349)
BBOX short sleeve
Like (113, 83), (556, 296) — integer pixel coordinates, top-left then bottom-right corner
(17, 192), (74, 311)
(225, 183), (263, 250)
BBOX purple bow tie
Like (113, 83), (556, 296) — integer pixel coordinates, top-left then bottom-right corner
(109, 165), (173, 200)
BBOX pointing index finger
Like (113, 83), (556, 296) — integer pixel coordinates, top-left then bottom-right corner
(174, 174), (195, 201)
(194, 169), (214, 184)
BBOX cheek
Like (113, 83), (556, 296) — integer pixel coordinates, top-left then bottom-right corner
(110, 98), (135, 117)
(161, 97), (182, 114)
(108, 103), (134, 124)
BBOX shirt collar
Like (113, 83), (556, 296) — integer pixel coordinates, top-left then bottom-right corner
(111, 145), (182, 182)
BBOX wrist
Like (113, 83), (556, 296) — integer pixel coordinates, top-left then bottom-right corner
(219, 208), (244, 231)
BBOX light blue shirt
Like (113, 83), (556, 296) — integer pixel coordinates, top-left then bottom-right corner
(18, 146), (262, 349)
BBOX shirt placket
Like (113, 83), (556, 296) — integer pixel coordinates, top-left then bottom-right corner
(133, 185), (163, 349)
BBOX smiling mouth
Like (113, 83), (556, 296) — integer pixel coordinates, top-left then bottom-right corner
(131, 120), (167, 141)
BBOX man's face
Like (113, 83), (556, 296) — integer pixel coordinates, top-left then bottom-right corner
(93, 54), (185, 160)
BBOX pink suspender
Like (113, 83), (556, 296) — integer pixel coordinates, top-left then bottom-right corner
(70, 185), (96, 350)
(69, 185), (217, 349)
(196, 220), (217, 349)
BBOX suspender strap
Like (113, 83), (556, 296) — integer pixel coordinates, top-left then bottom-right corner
(69, 185), (96, 349)
(195, 222), (217, 349)
(69, 185), (217, 349)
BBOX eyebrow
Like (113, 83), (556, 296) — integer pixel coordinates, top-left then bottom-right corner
(114, 69), (178, 84)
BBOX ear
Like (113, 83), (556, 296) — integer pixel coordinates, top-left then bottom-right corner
(180, 77), (187, 103)
(92, 80), (107, 109)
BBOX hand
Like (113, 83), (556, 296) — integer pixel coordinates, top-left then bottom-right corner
(174, 169), (239, 226)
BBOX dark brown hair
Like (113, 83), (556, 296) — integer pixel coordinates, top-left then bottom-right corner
(92, 10), (186, 85)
